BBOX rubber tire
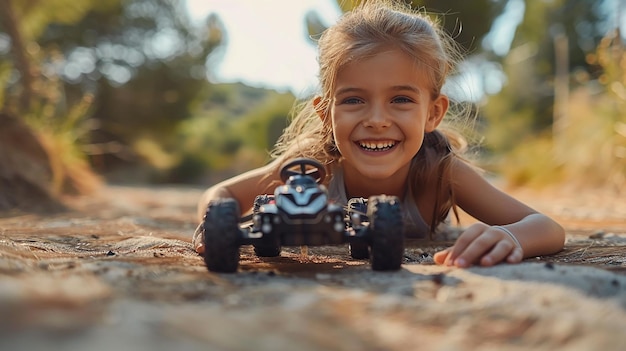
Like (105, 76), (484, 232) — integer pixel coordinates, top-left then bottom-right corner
(349, 241), (369, 259)
(368, 195), (404, 271)
(347, 198), (369, 259)
(203, 198), (241, 273)
(252, 195), (282, 257)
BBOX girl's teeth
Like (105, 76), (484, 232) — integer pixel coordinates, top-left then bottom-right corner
(359, 141), (395, 151)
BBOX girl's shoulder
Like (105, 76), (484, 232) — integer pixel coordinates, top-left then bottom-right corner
(450, 156), (484, 180)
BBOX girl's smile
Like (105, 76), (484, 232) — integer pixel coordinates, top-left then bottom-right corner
(355, 139), (398, 153)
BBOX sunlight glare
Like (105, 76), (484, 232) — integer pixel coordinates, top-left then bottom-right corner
(185, 0), (341, 96)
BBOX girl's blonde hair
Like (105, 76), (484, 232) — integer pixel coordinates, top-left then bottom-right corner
(272, 0), (470, 234)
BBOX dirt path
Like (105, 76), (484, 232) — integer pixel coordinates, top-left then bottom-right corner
(0, 185), (624, 351)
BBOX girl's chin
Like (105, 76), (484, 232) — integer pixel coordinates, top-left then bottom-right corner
(342, 155), (412, 180)
(351, 165), (403, 180)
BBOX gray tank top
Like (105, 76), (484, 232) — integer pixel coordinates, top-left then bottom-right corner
(326, 166), (430, 238)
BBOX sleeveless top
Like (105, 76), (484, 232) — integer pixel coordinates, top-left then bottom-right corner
(326, 166), (430, 238)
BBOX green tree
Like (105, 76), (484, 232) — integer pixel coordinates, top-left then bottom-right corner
(482, 0), (610, 151)
(0, 0), (225, 207)
(0, 0), (225, 170)
(0, 0), (116, 111)
(171, 83), (295, 184)
(0, 0), (119, 206)
(35, 0), (224, 165)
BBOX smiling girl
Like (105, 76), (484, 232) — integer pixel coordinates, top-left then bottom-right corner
(194, 0), (565, 268)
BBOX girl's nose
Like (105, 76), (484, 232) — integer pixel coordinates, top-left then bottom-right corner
(362, 105), (392, 129)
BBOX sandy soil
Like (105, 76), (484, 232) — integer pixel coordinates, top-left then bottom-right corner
(0, 185), (624, 351)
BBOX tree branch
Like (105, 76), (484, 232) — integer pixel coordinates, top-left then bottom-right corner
(0, 0), (35, 112)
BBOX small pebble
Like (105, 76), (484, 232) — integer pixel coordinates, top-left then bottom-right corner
(589, 231), (605, 239)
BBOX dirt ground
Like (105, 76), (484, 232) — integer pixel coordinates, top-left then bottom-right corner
(0, 184), (624, 351)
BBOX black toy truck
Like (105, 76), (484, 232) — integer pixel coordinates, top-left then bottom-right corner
(201, 158), (405, 273)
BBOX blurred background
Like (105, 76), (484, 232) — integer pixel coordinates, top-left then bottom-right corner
(0, 0), (624, 210)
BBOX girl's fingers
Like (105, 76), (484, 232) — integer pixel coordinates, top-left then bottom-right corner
(506, 247), (524, 263)
(433, 248), (451, 265)
(445, 223), (488, 266)
(192, 223), (205, 254)
(195, 243), (205, 254)
(479, 240), (516, 266)
(453, 227), (508, 267)
(453, 226), (524, 267)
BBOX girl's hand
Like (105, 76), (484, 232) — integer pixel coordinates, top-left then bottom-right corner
(433, 223), (524, 267)
(192, 222), (205, 254)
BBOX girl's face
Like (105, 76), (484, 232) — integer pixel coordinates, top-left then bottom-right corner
(322, 48), (448, 184)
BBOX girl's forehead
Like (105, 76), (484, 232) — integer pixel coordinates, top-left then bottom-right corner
(333, 49), (432, 91)
(341, 49), (422, 70)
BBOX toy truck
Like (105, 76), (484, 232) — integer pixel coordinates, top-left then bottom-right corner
(201, 158), (405, 273)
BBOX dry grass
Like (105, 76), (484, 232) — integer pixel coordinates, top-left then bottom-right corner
(498, 88), (625, 192)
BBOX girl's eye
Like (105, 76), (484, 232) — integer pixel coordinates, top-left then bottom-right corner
(341, 97), (363, 104)
(392, 96), (413, 104)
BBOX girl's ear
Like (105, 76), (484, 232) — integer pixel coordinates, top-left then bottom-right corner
(426, 94), (449, 132)
(313, 96), (328, 121)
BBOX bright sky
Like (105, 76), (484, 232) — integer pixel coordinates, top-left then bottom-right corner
(185, 0), (342, 96)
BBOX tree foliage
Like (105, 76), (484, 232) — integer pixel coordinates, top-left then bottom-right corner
(482, 0), (611, 151)
(0, 0), (226, 178)
(171, 83), (294, 184)
(35, 0), (224, 149)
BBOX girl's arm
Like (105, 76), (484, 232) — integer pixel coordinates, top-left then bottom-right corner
(196, 160), (282, 221)
(434, 160), (565, 267)
(194, 159), (283, 253)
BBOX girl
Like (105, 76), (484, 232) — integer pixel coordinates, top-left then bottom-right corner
(194, 0), (565, 268)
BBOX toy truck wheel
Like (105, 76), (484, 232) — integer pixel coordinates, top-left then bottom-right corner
(368, 195), (404, 271)
(203, 198), (241, 273)
(349, 241), (369, 259)
(347, 198), (369, 259)
(252, 195), (281, 257)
